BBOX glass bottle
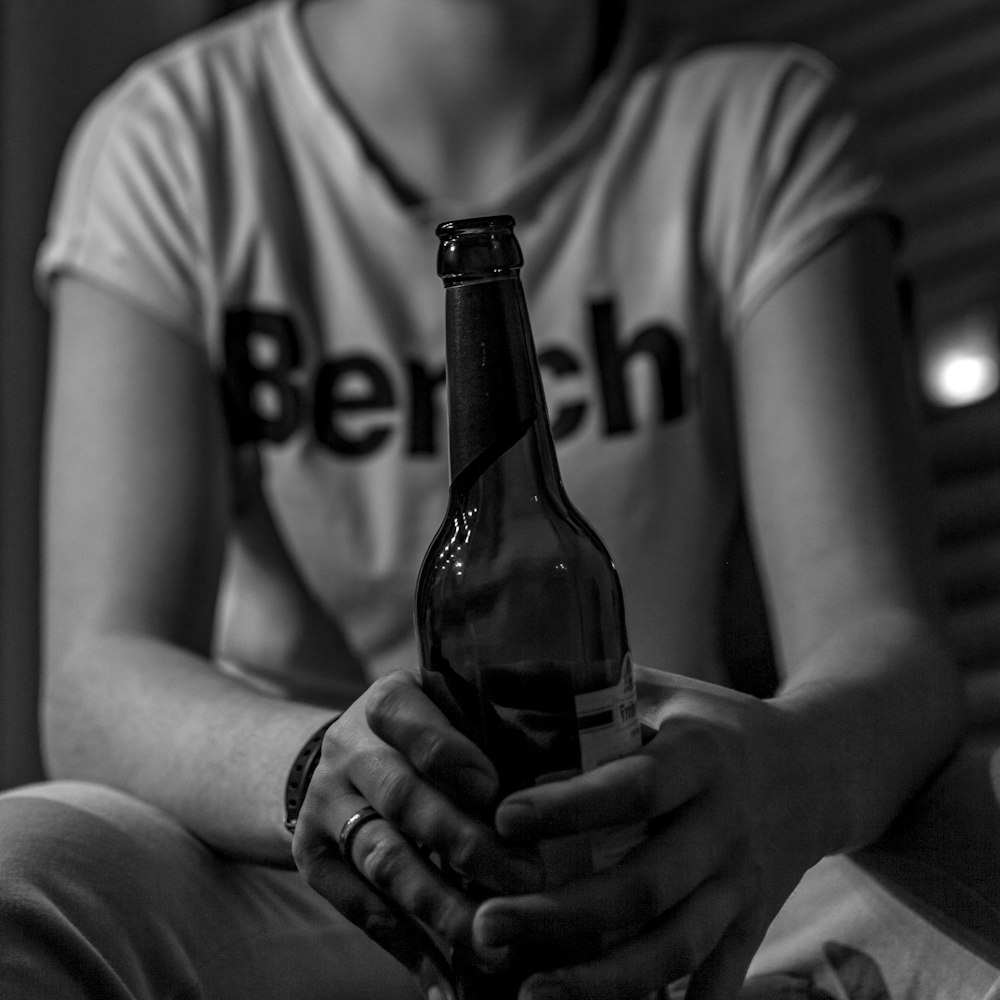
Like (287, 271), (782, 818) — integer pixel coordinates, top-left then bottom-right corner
(415, 215), (643, 997)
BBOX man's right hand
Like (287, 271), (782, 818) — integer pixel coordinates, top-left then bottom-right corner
(291, 670), (544, 999)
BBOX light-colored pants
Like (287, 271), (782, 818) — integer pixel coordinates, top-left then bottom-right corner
(3, 742), (1000, 1000)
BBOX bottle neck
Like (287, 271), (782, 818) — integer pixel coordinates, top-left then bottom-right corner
(444, 275), (561, 498)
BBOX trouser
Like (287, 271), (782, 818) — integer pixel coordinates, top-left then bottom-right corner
(2, 742), (1000, 1000)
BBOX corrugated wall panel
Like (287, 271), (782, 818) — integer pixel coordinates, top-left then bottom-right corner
(691, 0), (1000, 332)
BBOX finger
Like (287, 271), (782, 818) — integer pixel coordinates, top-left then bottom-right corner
(326, 708), (543, 893)
(477, 793), (733, 952)
(292, 830), (456, 1000)
(365, 671), (499, 808)
(684, 908), (766, 1000)
(495, 720), (721, 840)
(331, 795), (489, 958)
(516, 863), (757, 1000)
(339, 736), (542, 895)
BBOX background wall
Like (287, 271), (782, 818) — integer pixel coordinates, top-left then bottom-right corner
(0, 0), (226, 789)
(1, 0), (998, 788)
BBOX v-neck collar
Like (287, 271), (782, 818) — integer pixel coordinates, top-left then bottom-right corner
(275, 0), (650, 227)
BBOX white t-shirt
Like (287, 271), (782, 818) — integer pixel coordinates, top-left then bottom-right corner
(37, 0), (891, 702)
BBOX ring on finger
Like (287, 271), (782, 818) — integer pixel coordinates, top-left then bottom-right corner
(339, 805), (382, 875)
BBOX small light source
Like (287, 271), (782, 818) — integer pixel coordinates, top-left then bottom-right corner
(922, 306), (1000, 408)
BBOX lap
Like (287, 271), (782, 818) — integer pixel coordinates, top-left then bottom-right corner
(750, 737), (1000, 999)
(855, 735), (1000, 967)
(6, 740), (1000, 1000)
(0, 781), (418, 1000)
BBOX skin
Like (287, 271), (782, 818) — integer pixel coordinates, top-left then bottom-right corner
(42, 1), (964, 998)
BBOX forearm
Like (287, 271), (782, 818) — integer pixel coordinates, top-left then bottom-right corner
(771, 605), (964, 858)
(42, 633), (340, 865)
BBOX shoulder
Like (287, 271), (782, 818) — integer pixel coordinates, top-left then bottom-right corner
(632, 37), (865, 200)
(68, 2), (285, 163)
(674, 41), (839, 90)
(663, 40), (846, 132)
(51, 0), (298, 245)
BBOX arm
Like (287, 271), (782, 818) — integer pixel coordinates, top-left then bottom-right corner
(733, 215), (963, 852)
(43, 277), (540, 993)
(471, 218), (964, 999)
(42, 276), (337, 863)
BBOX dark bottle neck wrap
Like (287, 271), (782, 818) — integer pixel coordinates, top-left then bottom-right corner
(444, 276), (541, 494)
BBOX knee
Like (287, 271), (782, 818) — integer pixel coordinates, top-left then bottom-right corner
(0, 781), (199, 998)
(0, 782), (139, 924)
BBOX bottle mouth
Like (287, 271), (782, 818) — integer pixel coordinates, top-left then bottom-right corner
(435, 215), (516, 238)
(436, 215), (523, 282)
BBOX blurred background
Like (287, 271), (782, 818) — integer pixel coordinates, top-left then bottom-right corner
(2, 0), (998, 789)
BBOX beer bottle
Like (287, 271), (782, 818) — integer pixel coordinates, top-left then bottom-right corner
(415, 218), (643, 995)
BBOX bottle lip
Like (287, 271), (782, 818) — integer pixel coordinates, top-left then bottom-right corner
(435, 215), (516, 238)
(436, 215), (523, 282)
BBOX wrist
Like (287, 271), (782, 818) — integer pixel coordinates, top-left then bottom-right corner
(283, 716), (340, 835)
(763, 689), (859, 859)
(771, 612), (963, 855)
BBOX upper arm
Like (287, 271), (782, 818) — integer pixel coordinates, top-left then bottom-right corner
(44, 276), (231, 673)
(734, 217), (939, 672)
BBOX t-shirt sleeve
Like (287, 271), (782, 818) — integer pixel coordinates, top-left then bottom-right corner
(706, 47), (898, 335)
(35, 70), (209, 342)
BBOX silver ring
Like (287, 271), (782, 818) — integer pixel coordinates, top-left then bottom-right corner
(338, 805), (381, 873)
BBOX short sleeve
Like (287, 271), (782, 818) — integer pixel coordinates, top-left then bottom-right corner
(36, 70), (209, 341)
(706, 47), (897, 335)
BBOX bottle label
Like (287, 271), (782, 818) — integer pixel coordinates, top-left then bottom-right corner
(537, 654), (646, 883)
(574, 652), (642, 772)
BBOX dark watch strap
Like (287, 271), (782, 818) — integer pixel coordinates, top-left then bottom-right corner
(283, 717), (339, 834)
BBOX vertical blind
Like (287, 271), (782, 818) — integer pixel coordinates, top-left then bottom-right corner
(692, 0), (1000, 335)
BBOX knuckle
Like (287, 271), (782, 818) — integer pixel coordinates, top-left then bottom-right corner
(362, 905), (403, 945)
(411, 728), (450, 776)
(429, 893), (470, 944)
(290, 820), (331, 878)
(359, 832), (410, 891)
(365, 674), (408, 730)
(374, 762), (416, 821)
(446, 827), (483, 877)
(291, 836), (320, 881)
(323, 717), (348, 752)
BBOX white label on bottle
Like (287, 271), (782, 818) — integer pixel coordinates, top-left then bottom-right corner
(538, 654), (646, 882)
(574, 652), (642, 772)
(575, 653), (645, 871)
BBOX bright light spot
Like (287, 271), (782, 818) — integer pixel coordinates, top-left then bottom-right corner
(929, 354), (999, 407)
(922, 307), (1000, 408)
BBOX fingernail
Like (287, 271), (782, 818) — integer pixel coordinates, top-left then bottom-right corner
(419, 955), (456, 1000)
(495, 800), (535, 836)
(522, 975), (570, 1000)
(424, 979), (456, 1000)
(427, 986), (458, 1000)
(477, 908), (527, 947)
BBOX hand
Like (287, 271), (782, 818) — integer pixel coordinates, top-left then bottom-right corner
(471, 671), (829, 1000)
(291, 670), (545, 999)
